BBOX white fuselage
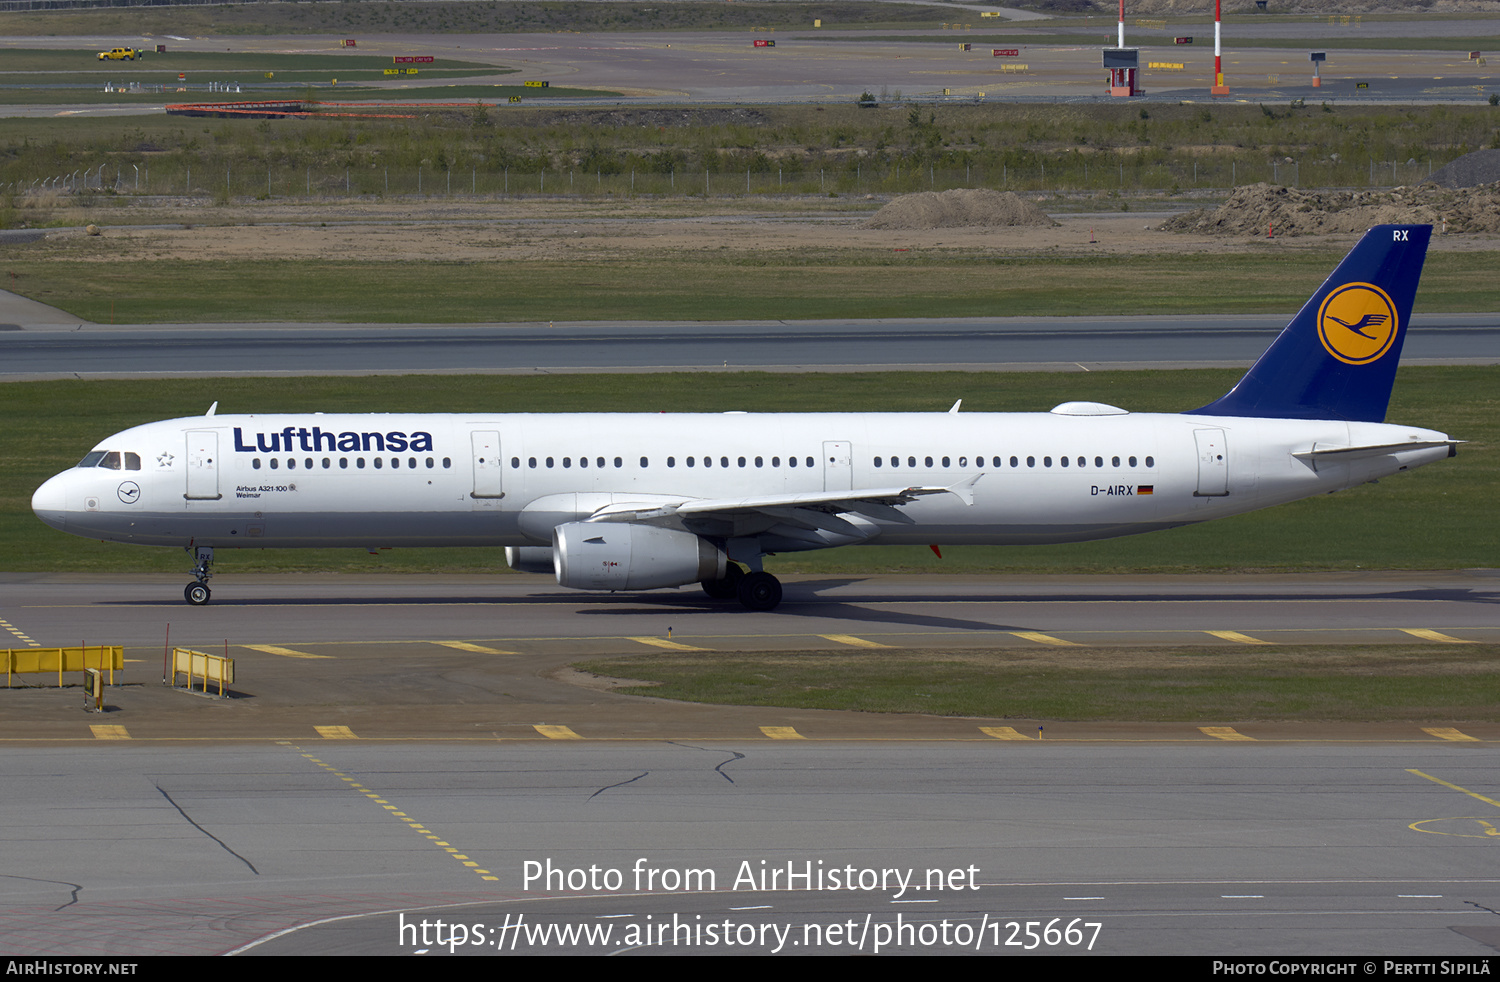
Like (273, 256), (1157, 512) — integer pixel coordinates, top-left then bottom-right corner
(30, 409), (1453, 552)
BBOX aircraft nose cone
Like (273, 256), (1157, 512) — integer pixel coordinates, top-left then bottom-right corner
(31, 473), (68, 532)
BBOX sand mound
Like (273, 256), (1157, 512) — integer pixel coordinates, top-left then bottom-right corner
(865, 188), (1057, 231)
(1160, 181), (1500, 236)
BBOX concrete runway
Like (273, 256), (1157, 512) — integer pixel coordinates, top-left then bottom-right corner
(3, 741), (1500, 956)
(3, 21), (1497, 117)
(4, 314), (1498, 379)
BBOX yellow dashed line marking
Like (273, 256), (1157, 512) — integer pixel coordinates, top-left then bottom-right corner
(1401, 629), (1475, 644)
(296, 744), (499, 882)
(760, 726), (804, 739)
(1200, 726), (1255, 741)
(1206, 630), (1273, 645)
(434, 641), (519, 655)
(315, 725), (357, 739)
(979, 726), (1034, 740)
(818, 634), (893, 648)
(245, 644), (333, 659)
(1423, 727), (1480, 742)
(1010, 631), (1081, 647)
(534, 724), (582, 739)
(0, 619), (39, 647)
(629, 636), (709, 651)
(89, 725), (130, 740)
(1408, 769), (1500, 809)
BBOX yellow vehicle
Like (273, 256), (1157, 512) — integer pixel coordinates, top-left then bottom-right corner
(97, 47), (138, 61)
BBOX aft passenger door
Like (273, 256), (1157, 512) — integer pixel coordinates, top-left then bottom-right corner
(1193, 428), (1229, 497)
(471, 430), (505, 508)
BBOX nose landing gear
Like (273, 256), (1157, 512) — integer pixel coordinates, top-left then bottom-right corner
(184, 546), (214, 605)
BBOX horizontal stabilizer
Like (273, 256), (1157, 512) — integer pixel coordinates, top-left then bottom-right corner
(1292, 439), (1460, 463)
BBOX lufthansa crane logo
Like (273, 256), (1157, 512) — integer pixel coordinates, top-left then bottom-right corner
(1317, 282), (1399, 365)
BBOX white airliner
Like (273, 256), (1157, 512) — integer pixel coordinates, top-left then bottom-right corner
(32, 225), (1456, 610)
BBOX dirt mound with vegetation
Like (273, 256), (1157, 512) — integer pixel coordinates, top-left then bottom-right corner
(1160, 182), (1500, 236)
(865, 188), (1056, 231)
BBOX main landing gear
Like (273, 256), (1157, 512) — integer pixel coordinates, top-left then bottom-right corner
(701, 563), (784, 611)
(184, 546), (214, 606)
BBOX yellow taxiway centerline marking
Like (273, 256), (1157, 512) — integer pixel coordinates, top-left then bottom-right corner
(979, 726), (1034, 740)
(434, 641), (519, 654)
(1010, 631), (1081, 647)
(534, 724), (582, 739)
(629, 636), (709, 651)
(1200, 726), (1255, 741)
(1206, 630), (1273, 645)
(1422, 727), (1480, 742)
(244, 644), (333, 659)
(1400, 628), (1475, 644)
(760, 726), (804, 739)
(818, 634), (893, 648)
(89, 724), (130, 740)
(1408, 769), (1500, 809)
(315, 725), (357, 739)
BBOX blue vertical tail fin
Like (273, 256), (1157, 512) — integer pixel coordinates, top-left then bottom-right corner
(1188, 224), (1431, 422)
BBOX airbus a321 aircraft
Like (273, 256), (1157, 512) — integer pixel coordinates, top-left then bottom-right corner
(33, 224), (1456, 611)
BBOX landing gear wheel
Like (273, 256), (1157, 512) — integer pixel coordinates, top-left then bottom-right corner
(184, 582), (211, 606)
(701, 563), (745, 600)
(736, 571), (783, 611)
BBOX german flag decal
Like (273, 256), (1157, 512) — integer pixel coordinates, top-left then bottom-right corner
(1138, 485), (1154, 495)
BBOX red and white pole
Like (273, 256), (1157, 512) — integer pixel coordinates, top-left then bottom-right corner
(1212, 0), (1230, 94)
(1118, 0), (1125, 48)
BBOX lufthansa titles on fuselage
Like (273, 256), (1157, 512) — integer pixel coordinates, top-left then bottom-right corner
(232, 425), (435, 455)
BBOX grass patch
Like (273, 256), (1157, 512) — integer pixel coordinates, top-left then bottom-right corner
(2, 366), (1492, 574)
(575, 645), (1500, 722)
(0, 101), (1492, 201)
(2, 249), (1496, 324)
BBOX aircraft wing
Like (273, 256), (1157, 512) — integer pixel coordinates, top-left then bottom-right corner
(583, 477), (980, 539)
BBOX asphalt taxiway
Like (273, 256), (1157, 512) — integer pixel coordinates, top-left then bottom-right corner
(4, 314), (1499, 380)
(2, 571), (1496, 743)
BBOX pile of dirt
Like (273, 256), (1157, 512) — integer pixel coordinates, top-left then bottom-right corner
(1428, 149), (1500, 189)
(864, 188), (1056, 231)
(1160, 181), (1500, 236)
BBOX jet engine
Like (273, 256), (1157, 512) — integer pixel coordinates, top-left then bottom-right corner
(504, 546), (556, 576)
(553, 522), (725, 591)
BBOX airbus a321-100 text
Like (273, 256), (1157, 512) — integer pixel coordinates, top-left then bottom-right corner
(32, 225), (1456, 611)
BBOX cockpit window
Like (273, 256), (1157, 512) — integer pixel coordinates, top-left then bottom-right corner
(77, 451), (142, 470)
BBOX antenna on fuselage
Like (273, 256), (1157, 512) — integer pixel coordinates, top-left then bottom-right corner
(205, 402), (218, 417)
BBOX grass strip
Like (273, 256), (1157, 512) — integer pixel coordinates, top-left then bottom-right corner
(575, 645), (1500, 722)
(2, 250), (1496, 324)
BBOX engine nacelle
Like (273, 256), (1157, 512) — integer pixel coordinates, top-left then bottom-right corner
(553, 522), (725, 591)
(504, 546), (556, 576)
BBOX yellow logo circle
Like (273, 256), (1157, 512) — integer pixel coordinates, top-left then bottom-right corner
(1317, 282), (1398, 365)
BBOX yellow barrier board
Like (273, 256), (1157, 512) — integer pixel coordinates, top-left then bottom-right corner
(170, 647), (235, 695)
(5, 646), (122, 686)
